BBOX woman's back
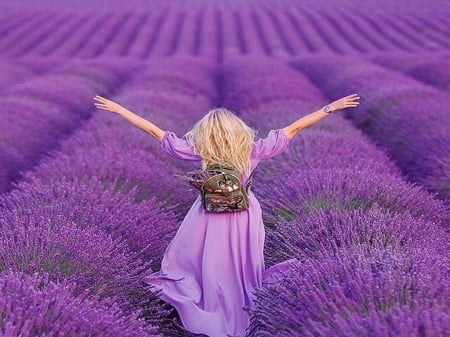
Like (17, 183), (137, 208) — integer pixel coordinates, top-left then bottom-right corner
(160, 128), (290, 184)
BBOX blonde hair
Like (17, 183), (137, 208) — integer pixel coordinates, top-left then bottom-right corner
(183, 108), (256, 175)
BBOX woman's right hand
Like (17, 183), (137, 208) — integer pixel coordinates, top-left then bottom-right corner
(93, 95), (125, 114)
(330, 93), (360, 112)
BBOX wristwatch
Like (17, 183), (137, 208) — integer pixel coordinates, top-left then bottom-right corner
(322, 104), (333, 113)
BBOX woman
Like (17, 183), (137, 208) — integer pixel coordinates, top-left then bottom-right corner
(93, 93), (360, 337)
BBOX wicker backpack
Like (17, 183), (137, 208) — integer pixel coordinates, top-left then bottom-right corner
(179, 163), (255, 213)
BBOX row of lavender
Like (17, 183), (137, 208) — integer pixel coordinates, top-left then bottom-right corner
(368, 52), (450, 94)
(287, 55), (450, 208)
(2, 0), (450, 10)
(219, 56), (450, 336)
(0, 4), (449, 60)
(0, 57), (137, 194)
(0, 56), (219, 337)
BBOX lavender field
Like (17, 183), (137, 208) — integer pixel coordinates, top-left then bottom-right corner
(0, 0), (449, 336)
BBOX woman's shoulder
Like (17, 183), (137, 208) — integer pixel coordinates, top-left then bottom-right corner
(251, 128), (289, 160)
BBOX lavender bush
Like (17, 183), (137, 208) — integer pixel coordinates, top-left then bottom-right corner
(0, 270), (160, 337)
(289, 55), (450, 205)
(0, 58), (136, 194)
(368, 52), (450, 92)
(248, 243), (449, 337)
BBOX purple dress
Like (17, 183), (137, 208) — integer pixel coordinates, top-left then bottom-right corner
(143, 128), (298, 337)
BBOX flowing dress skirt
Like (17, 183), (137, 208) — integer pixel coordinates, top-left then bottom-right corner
(144, 192), (297, 337)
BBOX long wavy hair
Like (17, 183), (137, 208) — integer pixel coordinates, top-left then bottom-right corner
(183, 108), (257, 175)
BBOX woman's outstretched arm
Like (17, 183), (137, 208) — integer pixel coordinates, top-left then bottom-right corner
(93, 95), (165, 142)
(283, 93), (360, 140)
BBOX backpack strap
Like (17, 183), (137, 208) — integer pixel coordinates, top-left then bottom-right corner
(245, 169), (256, 192)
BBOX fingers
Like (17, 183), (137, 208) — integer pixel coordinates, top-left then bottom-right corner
(94, 95), (111, 110)
(330, 94), (361, 111)
(94, 104), (109, 110)
(94, 105), (114, 112)
(344, 93), (360, 101)
(345, 94), (361, 106)
(93, 95), (122, 114)
(345, 100), (360, 104)
(347, 96), (360, 101)
(94, 95), (115, 106)
(343, 95), (361, 108)
(94, 95), (108, 102)
(94, 100), (110, 110)
(93, 99), (107, 106)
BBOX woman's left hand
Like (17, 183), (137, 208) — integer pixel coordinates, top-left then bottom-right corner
(93, 95), (125, 114)
(330, 93), (360, 112)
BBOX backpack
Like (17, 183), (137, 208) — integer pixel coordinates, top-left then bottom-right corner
(178, 163), (256, 213)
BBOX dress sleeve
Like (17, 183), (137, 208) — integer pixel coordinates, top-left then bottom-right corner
(160, 131), (202, 161)
(251, 128), (290, 160)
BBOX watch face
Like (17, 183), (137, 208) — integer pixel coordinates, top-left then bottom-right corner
(324, 105), (331, 112)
